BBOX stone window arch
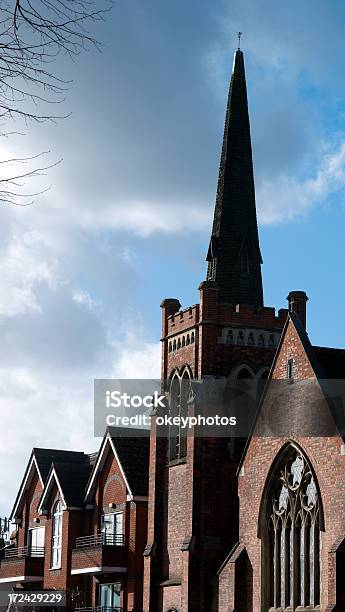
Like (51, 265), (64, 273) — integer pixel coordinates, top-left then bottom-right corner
(225, 365), (255, 459)
(168, 369), (191, 462)
(260, 443), (322, 611)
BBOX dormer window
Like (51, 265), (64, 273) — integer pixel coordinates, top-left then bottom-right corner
(240, 244), (250, 276)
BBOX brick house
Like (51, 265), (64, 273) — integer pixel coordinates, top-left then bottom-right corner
(0, 429), (149, 612)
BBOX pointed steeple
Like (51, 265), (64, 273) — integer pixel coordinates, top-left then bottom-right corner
(206, 49), (263, 307)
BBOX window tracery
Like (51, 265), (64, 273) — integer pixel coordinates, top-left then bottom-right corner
(264, 446), (321, 610)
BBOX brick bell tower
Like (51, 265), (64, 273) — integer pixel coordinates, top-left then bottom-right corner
(143, 48), (288, 612)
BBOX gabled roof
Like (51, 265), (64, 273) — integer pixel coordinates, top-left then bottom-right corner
(37, 452), (93, 512)
(33, 448), (88, 482)
(10, 448), (90, 519)
(237, 313), (345, 473)
(85, 427), (150, 503)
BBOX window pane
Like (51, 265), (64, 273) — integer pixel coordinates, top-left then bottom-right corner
(115, 513), (123, 535)
(280, 527), (285, 607)
(264, 448), (321, 612)
(300, 526), (305, 606)
(51, 501), (63, 568)
(102, 513), (115, 535)
(100, 583), (121, 608)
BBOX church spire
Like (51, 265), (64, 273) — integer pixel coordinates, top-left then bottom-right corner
(206, 48), (263, 307)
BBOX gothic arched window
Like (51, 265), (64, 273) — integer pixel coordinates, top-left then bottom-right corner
(168, 371), (191, 462)
(261, 445), (321, 611)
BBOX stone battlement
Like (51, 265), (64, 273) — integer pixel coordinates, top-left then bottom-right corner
(165, 304), (199, 335)
(216, 303), (288, 329)
(162, 297), (287, 339)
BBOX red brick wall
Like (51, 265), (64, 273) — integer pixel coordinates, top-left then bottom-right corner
(39, 484), (84, 596)
(272, 318), (314, 380)
(18, 470), (45, 548)
(88, 443), (147, 611)
(162, 584), (182, 610)
(92, 445), (127, 537)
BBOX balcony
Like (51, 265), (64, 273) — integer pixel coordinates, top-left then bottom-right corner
(71, 533), (127, 576)
(0, 546), (45, 584)
(76, 534), (124, 548)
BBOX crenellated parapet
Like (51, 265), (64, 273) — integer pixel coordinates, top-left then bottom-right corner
(161, 295), (287, 341)
(162, 303), (200, 337)
(215, 303), (288, 330)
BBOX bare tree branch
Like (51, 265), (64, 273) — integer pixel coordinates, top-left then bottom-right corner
(0, 151), (61, 205)
(0, 0), (112, 205)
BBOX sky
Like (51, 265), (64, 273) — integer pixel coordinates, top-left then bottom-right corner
(1, 0), (345, 514)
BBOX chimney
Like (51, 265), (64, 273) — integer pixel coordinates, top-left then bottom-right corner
(287, 291), (309, 328)
(160, 298), (181, 337)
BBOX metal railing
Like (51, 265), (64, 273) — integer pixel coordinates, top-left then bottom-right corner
(3, 546), (45, 559)
(75, 533), (124, 548)
(95, 607), (122, 612)
(75, 608), (122, 612)
(0, 517), (10, 544)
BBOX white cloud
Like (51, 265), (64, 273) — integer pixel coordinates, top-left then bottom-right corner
(72, 288), (98, 311)
(258, 140), (345, 224)
(0, 330), (161, 515)
(47, 195), (211, 238)
(0, 231), (62, 317)
(114, 339), (161, 379)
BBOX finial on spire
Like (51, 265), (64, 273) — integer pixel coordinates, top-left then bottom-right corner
(237, 31), (242, 50)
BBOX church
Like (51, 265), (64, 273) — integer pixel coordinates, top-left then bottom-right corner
(1, 46), (345, 612)
(143, 47), (345, 612)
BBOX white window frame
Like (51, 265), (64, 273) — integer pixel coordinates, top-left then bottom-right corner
(101, 512), (123, 544)
(28, 526), (45, 557)
(50, 500), (63, 569)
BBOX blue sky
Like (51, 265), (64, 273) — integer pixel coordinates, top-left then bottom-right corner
(1, 0), (345, 513)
